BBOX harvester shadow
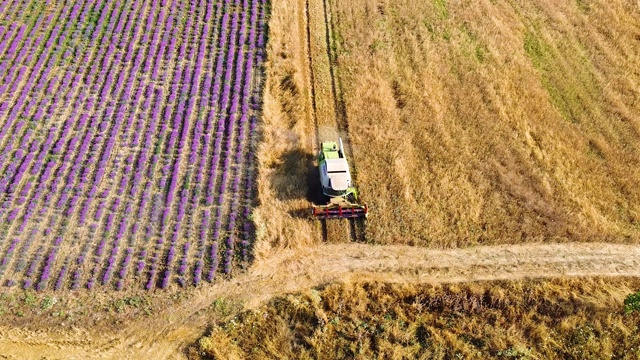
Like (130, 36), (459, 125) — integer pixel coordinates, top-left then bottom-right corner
(272, 149), (329, 241)
(271, 148), (321, 203)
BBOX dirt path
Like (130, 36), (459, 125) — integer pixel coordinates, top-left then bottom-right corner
(1, 241), (639, 359)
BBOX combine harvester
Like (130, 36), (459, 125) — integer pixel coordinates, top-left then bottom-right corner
(311, 138), (368, 219)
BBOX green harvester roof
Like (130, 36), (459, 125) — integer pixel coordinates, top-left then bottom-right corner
(322, 141), (340, 159)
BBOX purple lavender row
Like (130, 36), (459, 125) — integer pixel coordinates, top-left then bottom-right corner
(115, 247), (133, 290)
(0, 3), (85, 190)
(93, 0), (168, 286)
(151, 0), (179, 81)
(160, 189), (189, 288)
(202, 4), (232, 207)
(7, 3), (107, 284)
(188, 0), (226, 286)
(220, 0), (255, 275)
(152, 0), (205, 288)
(8, 3), (100, 217)
(206, 6), (242, 209)
(74, 0), (156, 288)
(239, 0), (268, 261)
(208, 4), (247, 280)
(0, 43), (84, 210)
(0, 5), (59, 99)
(128, 93), (166, 280)
(206, 1), (241, 283)
(22, 246), (43, 289)
(158, 0), (212, 288)
(54, 256), (70, 290)
(77, 0), (151, 225)
(223, 0), (262, 272)
(143, 0), (199, 290)
(191, 1), (232, 285)
(82, 2), (157, 290)
(72, 0), (146, 225)
(0, 4), (77, 152)
(0, 24), (26, 82)
(35, 236), (62, 291)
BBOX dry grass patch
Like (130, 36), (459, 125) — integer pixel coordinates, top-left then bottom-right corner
(329, 0), (640, 246)
(196, 278), (640, 359)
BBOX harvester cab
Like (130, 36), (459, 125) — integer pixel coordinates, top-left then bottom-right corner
(312, 138), (368, 219)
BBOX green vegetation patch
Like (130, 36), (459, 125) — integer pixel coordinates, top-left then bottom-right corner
(624, 290), (640, 314)
(523, 28), (602, 124)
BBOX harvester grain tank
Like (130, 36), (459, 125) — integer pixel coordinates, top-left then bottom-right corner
(311, 138), (368, 219)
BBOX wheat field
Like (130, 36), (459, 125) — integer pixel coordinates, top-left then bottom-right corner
(255, 0), (640, 250)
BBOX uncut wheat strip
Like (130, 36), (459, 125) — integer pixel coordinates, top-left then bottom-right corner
(143, 0), (206, 290)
